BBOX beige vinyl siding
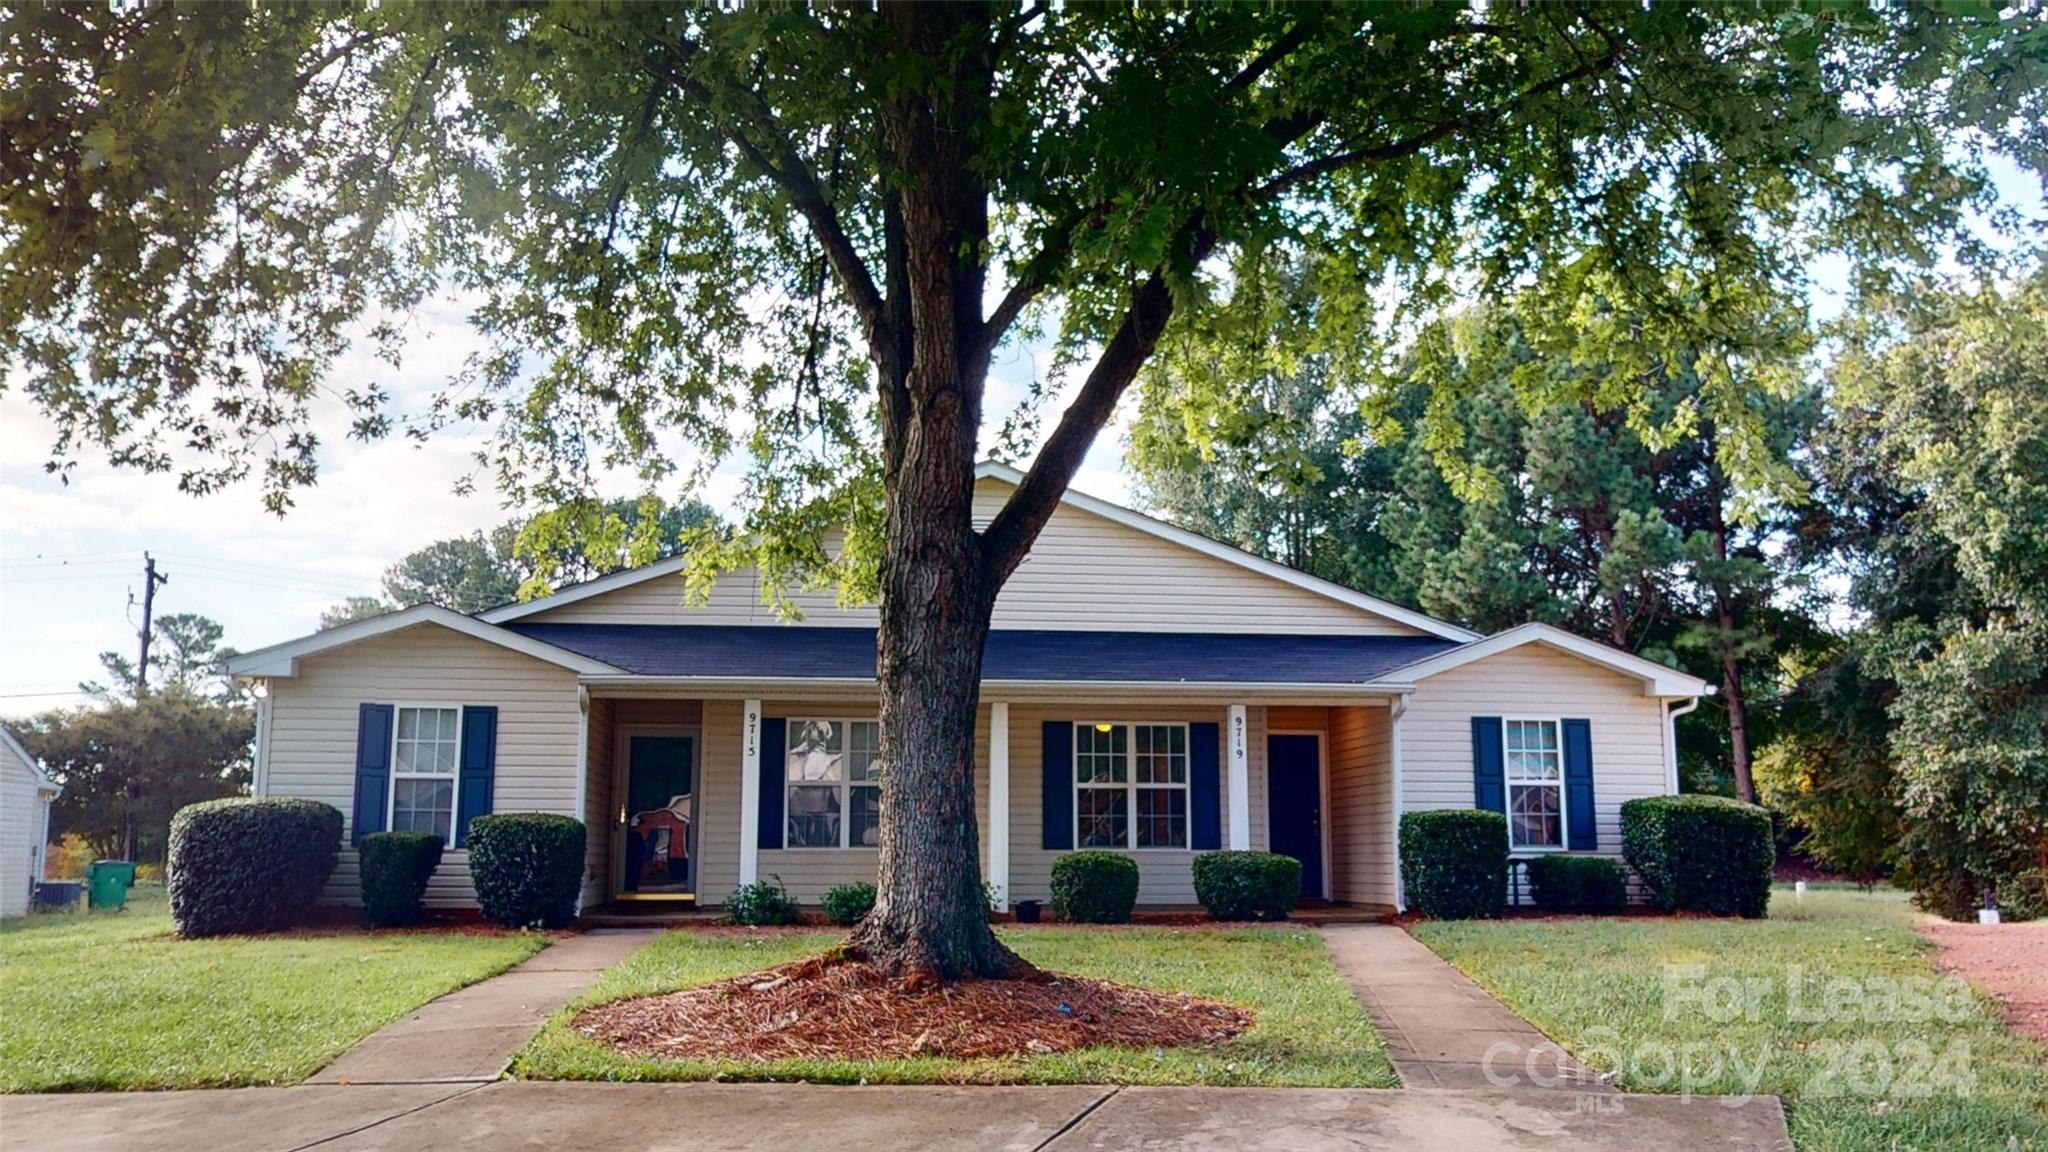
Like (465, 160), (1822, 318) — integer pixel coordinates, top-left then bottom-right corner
(1327, 705), (1396, 907)
(2, 738), (49, 919)
(263, 627), (584, 909)
(1399, 644), (1671, 858)
(1007, 704), (1266, 906)
(523, 479), (1423, 637)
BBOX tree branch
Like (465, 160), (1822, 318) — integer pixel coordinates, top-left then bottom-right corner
(1256, 43), (1622, 200)
(648, 38), (891, 360)
(976, 16), (1318, 369)
(979, 220), (1220, 582)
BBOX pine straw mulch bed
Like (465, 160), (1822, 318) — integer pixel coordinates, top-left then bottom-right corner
(571, 953), (1252, 1063)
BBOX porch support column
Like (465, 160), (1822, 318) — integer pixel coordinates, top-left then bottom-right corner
(988, 702), (1011, 911)
(1390, 694), (1409, 913)
(1227, 703), (1251, 850)
(739, 699), (762, 886)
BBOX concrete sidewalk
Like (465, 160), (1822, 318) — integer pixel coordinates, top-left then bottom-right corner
(0, 1081), (1793, 1152)
(1321, 924), (1608, 1091)
(308, 928), (659, 1085)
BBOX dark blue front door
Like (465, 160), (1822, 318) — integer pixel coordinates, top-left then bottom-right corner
(1267, 733), (1324, 899)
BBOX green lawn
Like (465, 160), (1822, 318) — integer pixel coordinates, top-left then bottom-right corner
(1413, 886), (2048, 1152)
(516, 925), (1396, 1087)
(0, 888), (546, 1092)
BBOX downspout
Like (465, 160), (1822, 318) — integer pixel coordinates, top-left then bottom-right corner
(1665, 696), (1701, 794)
(1389, 693), (1411, 913)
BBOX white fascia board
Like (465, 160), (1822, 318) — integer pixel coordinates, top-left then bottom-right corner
(224, 604), (624, 678)
(579, 674), (1410, 702)
(475, 555), (691, 624)
(973, 462), (1478, 643)
(1377, 622), (1715, 698)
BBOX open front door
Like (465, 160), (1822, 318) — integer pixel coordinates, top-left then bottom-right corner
(617, 731), (698, 899)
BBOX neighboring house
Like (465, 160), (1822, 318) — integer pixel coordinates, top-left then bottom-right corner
(225, 463), (1711, 914)
(1, 724), (61, 918)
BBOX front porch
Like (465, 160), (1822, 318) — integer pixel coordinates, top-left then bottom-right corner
(575, 689), (1406, 916)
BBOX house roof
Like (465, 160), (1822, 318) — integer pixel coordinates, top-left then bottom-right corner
(476, 463), (1478, 644)
(0, 724), (60, 795)
(225, 604), (626, 679)
(505, 623), (1460, 687)
(1378, 622), (1714, 698)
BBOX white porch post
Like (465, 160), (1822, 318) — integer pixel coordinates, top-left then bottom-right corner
(1227, 704), (1251, 850)
(1390, 695), (1409, 913)
(739, 699), (762, 886)
(988, 702), (1011, 911)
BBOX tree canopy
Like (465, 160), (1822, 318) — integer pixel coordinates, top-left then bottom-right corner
(6, 1), (2041, 966)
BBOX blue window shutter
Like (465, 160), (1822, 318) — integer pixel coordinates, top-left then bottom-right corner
(1562, 718), (1597, 850)
(455, 706), (498, 849)
(758, 717), (786, 851)
(352, 704), (394, 846)
(1190, 722), (1221, 850)
(1472, 716), (1505, 814)
(1041, 721), (1073, 850)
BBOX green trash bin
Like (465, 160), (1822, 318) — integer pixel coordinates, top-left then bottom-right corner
(86, 861), (136, 910)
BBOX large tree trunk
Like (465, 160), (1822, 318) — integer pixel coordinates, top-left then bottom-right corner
(846, 0), (1023, 982)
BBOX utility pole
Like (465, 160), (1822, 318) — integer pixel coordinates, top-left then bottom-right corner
(126, 552), (169, 863)
(135, 552), (169, 699)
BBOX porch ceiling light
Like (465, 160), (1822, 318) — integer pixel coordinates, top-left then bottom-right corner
(1094, 723), (1114, 732)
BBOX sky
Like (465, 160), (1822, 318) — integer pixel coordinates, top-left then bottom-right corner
(2, 160), (2039, 720)
(0, 304), (1134, 716)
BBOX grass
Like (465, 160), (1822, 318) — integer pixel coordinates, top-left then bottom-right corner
(1412, 885), (2048, 1152)
(0, 887), (546, 1092)
(515, 925), (1397, 1087)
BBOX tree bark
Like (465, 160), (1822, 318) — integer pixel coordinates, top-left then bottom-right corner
(846, 0), (1026, 981)
(1716, 590), (1757, 803)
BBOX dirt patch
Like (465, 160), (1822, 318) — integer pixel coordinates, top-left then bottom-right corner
(1922, 919), (2048, 1044)
(572, 954), (1251, 1063)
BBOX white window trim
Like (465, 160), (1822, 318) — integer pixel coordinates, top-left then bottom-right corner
(386, 703), (464, 847)
(1502, 715), (1567, 853)
(1072, 721), (1193, 853)
(782, 716), (882, 851)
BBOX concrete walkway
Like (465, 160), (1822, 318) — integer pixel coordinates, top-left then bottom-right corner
(1320, 924), (1608, 1091)
(309, 928), (659, 1085)
(0, 1082), (1794, 1152)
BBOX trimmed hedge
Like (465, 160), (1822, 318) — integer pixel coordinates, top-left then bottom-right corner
(822, 881), (876, 926)
(1399, 809), (1508, 920)
(725, 877), (802, 926)
(167, 797), (343, 938)
(1192, 851), (1302, 921)
(359, 832), (445, 927)
(1525, 854), (1628, 915)
(1050, 850), (1140, 923)
(468, 813), (586, 929)
(1621, 795), (1773, 918)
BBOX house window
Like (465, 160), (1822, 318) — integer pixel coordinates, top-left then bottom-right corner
(391, 706), (460, 842)
(786, 718), (882, 849)
(1075, 722), (1189, 850)
(1504, 718), (1563, 849)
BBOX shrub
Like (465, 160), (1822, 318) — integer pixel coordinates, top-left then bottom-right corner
(1399, 809), (1508, 920)
(725, 877), (802, 926)
(1525, 855), (1629, 915)
(167, 797), (343, 938)
(1621, 795), (1774, 918)
(359, 832), (445, 927)
(1191, 851), (1302, 920)
(822, 881), (876, 926)
(1049, 850), (1140, 923)
(467, 813), (585, 929)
